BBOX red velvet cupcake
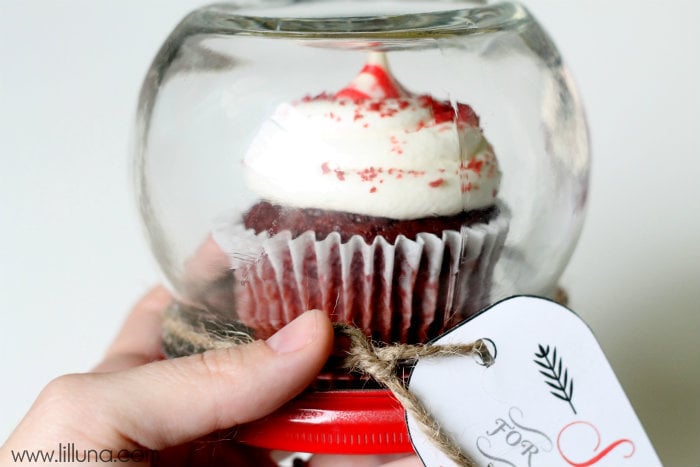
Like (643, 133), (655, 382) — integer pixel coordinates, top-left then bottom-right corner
(212, 52), (508, 344)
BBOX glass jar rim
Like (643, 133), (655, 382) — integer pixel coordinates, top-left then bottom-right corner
(179, 1), (528, 39)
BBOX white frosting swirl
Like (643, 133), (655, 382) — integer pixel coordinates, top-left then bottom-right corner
(243, 53), (501, 220)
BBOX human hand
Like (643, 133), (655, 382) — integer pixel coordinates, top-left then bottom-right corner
(1, 286), (334, 465)
(1, 287), (421, 466)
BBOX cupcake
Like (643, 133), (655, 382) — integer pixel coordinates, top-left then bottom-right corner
(212, 52), (508, 344)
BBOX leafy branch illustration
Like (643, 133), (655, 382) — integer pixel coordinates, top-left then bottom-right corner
(534, 344), (576, 414)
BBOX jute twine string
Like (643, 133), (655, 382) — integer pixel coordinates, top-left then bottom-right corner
(162, 290), (568, 465)
(337, 324), (491, 467)
(162, 288), (567, 358)
(162, 305), (254, 357)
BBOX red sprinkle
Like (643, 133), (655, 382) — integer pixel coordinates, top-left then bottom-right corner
(456, 103), (479, 126)
(321, 162), (331, 174)
(429, 178), (444, 188)
(390, 135), (404, 155)
(300, 92), (332, 103)
(422, 96), (454, 124)
(466, 158), (484, 174)
(369, 186), (377, 193)
(357, 166), (381, 182)
(417, 95), (480, 126)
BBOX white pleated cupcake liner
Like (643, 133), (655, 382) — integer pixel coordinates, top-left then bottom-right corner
(213, 213), (508, 343)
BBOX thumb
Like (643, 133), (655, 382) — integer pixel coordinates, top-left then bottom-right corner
(6, 310), (333, 454)
(113, 309), (334, 449)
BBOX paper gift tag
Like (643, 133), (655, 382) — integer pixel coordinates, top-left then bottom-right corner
(407, 296), (661, 467)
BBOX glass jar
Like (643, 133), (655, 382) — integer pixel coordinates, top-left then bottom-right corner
(134, 0), (589, 455)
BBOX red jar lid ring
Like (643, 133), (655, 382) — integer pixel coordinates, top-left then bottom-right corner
(235, 389), (414, 454)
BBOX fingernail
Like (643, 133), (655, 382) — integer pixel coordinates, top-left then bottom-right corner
(266, 310), (319, 354)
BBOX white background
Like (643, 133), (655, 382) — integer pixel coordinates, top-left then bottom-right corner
(1, 1), (698, 465)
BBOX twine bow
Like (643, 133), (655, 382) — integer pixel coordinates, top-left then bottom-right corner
(337, 324), (493, 467)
